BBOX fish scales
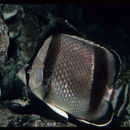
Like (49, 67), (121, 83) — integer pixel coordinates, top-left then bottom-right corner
(44, 34), (95, 118)
(18, 33), (121, 126)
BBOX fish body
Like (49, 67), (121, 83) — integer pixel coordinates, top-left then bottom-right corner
(18, 34), (121, 126)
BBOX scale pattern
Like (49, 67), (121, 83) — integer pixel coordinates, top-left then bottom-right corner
(45, 34), (95, 118)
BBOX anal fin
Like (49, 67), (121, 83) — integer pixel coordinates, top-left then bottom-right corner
(77, 101), (114, 127)
(46, 103), (69, 119)
(78, 115), (113, 127)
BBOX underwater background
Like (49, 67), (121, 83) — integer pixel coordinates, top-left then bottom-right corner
(0, 4), (129, 127)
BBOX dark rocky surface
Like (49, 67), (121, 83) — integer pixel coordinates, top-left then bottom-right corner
(0, 4), (129, 127)
(0, 101), (76, 127)
(0, 17), (9, 74)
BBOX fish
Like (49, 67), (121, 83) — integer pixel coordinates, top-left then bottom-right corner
(17, 33), (121, 126)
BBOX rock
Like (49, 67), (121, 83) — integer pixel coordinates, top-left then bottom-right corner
(2, 4), (25, 21)
(8, 22), (21, 39)
(0, 101), (75, 127)
(2, 5), (18, 20)
(0, 17), (9, 73)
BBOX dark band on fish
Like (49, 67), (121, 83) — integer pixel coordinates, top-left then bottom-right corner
(90, 46), (108, 111)
(43, 35), (61, 85)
